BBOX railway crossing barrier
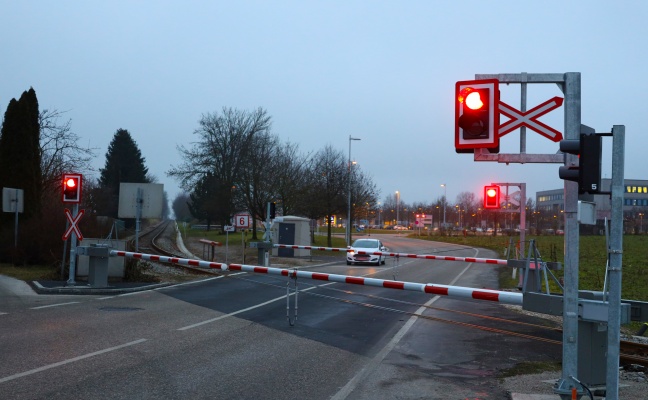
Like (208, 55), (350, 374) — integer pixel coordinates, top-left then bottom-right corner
(80, 240), (641, 391)
(106, 249), (523, 306)
(199, 239), (222, 261)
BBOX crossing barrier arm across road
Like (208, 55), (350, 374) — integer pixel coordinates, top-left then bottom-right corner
(110, 250), (522, 306)
(273, 244), (508, 266)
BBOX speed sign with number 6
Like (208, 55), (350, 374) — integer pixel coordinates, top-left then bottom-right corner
(235, 214), (250, 228)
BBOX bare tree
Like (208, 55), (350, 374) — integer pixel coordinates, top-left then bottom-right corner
(39, 109), (96, 195)
(168, 107), (271, 228)
(302, 145), (348, 247)
(237, 132), (280, 239)
(274, 141), (311, 217)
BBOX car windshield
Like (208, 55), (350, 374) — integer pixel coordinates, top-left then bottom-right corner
(352, 240), (379, 249)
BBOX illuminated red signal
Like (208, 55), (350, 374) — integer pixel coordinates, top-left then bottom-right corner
(62, 174), (82, 203)
(455, 79), (500, 152)
(483, 185), (500, 209)
(464, 91), (484, 110)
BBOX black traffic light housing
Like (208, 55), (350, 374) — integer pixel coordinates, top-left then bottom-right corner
(558, 133), (602, 194)
(62, 173), (82, 203)
(268, 202), (276, 220)
(455, 79), (500, 152)
(483, 185), (500, 209)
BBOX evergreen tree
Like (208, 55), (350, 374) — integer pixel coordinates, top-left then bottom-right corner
(98, 129), (150, 217)
(0, 88), (42, 220)
(172, 192), (192, 222)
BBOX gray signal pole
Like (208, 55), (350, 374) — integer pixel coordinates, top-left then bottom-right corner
(558, 72), (582, 397)
(606, 125), (625, 399)
(474, 72), (584, 398)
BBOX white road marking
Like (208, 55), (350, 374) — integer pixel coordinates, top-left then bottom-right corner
(0, 339), (147, 384)
(177, 266), (390, 331)
(331, 248), (478, 400)
(30, 301), (79, 310)
(178, 293), (294, 331)
(102, 276), (228, 300)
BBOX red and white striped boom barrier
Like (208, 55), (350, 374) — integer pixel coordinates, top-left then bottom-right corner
(273, 244), (508, 266)
(199, 239), (222, 247)
(110, 250), (522, 306)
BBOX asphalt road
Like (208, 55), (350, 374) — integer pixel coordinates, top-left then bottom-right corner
(0, 235), (560, 399)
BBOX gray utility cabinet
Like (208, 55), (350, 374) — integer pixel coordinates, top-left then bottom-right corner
(271, 216), (311, 257)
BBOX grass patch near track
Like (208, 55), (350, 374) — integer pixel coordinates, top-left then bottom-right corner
(414, 234), (648, 302)
(0, 264), (60, 281)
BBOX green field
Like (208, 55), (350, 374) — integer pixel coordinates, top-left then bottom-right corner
(411, 233), (648, 302)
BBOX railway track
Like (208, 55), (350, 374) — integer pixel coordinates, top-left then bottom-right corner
(128, 220), (214, 277)
(620, 340), (648, 367)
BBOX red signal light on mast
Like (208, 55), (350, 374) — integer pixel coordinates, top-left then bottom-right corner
(483, 185), (500, 209)
(62, 173), (83, 203)
(455, 79), (500, 152)
(460, 88), (485, 110)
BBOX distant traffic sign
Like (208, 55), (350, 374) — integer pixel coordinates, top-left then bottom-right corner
(224, 225), (235, 232)
(234, 214), (250, 228)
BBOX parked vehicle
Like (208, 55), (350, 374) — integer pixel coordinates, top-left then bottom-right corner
(346, 238), (388, 266)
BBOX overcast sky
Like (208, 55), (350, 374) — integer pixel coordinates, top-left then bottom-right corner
(1, 1), (644, 211)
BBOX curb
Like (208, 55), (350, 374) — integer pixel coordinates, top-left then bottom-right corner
(29, 281), (174, 295)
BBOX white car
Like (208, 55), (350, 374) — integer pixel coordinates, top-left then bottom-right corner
(347, 238), (387, 266)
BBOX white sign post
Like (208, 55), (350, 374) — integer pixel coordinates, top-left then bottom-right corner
(2, 187), (24, 248)
(224, 225), (235, 263)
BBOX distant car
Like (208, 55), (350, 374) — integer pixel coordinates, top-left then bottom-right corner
(393, 225), (407, 230)
(555, 229), (564, 235)
(347, 238), (387, 266)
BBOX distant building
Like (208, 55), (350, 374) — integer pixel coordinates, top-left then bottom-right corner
(536, 178), (648, 233)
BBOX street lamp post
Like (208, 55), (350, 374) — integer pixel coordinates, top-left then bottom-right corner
(395, 191), (400, 226)
(441, 184), (447, 228)
(347, 135), (361, 245)
(639, 213), (644, 233)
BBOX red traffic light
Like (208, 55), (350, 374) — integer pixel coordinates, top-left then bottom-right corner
(65, 178), (77, 189)
(483, 185), (500, 209)
(455, 79), (500, 152)
(458, 88), (484, 110)
(62, 174), (82, 203)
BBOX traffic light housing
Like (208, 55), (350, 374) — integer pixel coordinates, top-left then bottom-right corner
(558, 134), (602, 194)
(62, 174), (82, 203)
(455, 79), (500, 152)
(269, 202), (276, 219)
(483, 185), (500, 209)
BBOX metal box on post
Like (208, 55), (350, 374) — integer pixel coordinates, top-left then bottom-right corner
(77, 244), (111, 288)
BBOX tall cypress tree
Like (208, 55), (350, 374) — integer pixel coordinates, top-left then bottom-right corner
(0, 88), (42, 220)
(98, 129), (150, 217)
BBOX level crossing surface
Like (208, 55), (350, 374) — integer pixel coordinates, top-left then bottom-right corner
(0, 235), (560, 399)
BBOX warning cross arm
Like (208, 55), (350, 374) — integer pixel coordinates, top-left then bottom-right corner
(498, 97), (564, 142)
